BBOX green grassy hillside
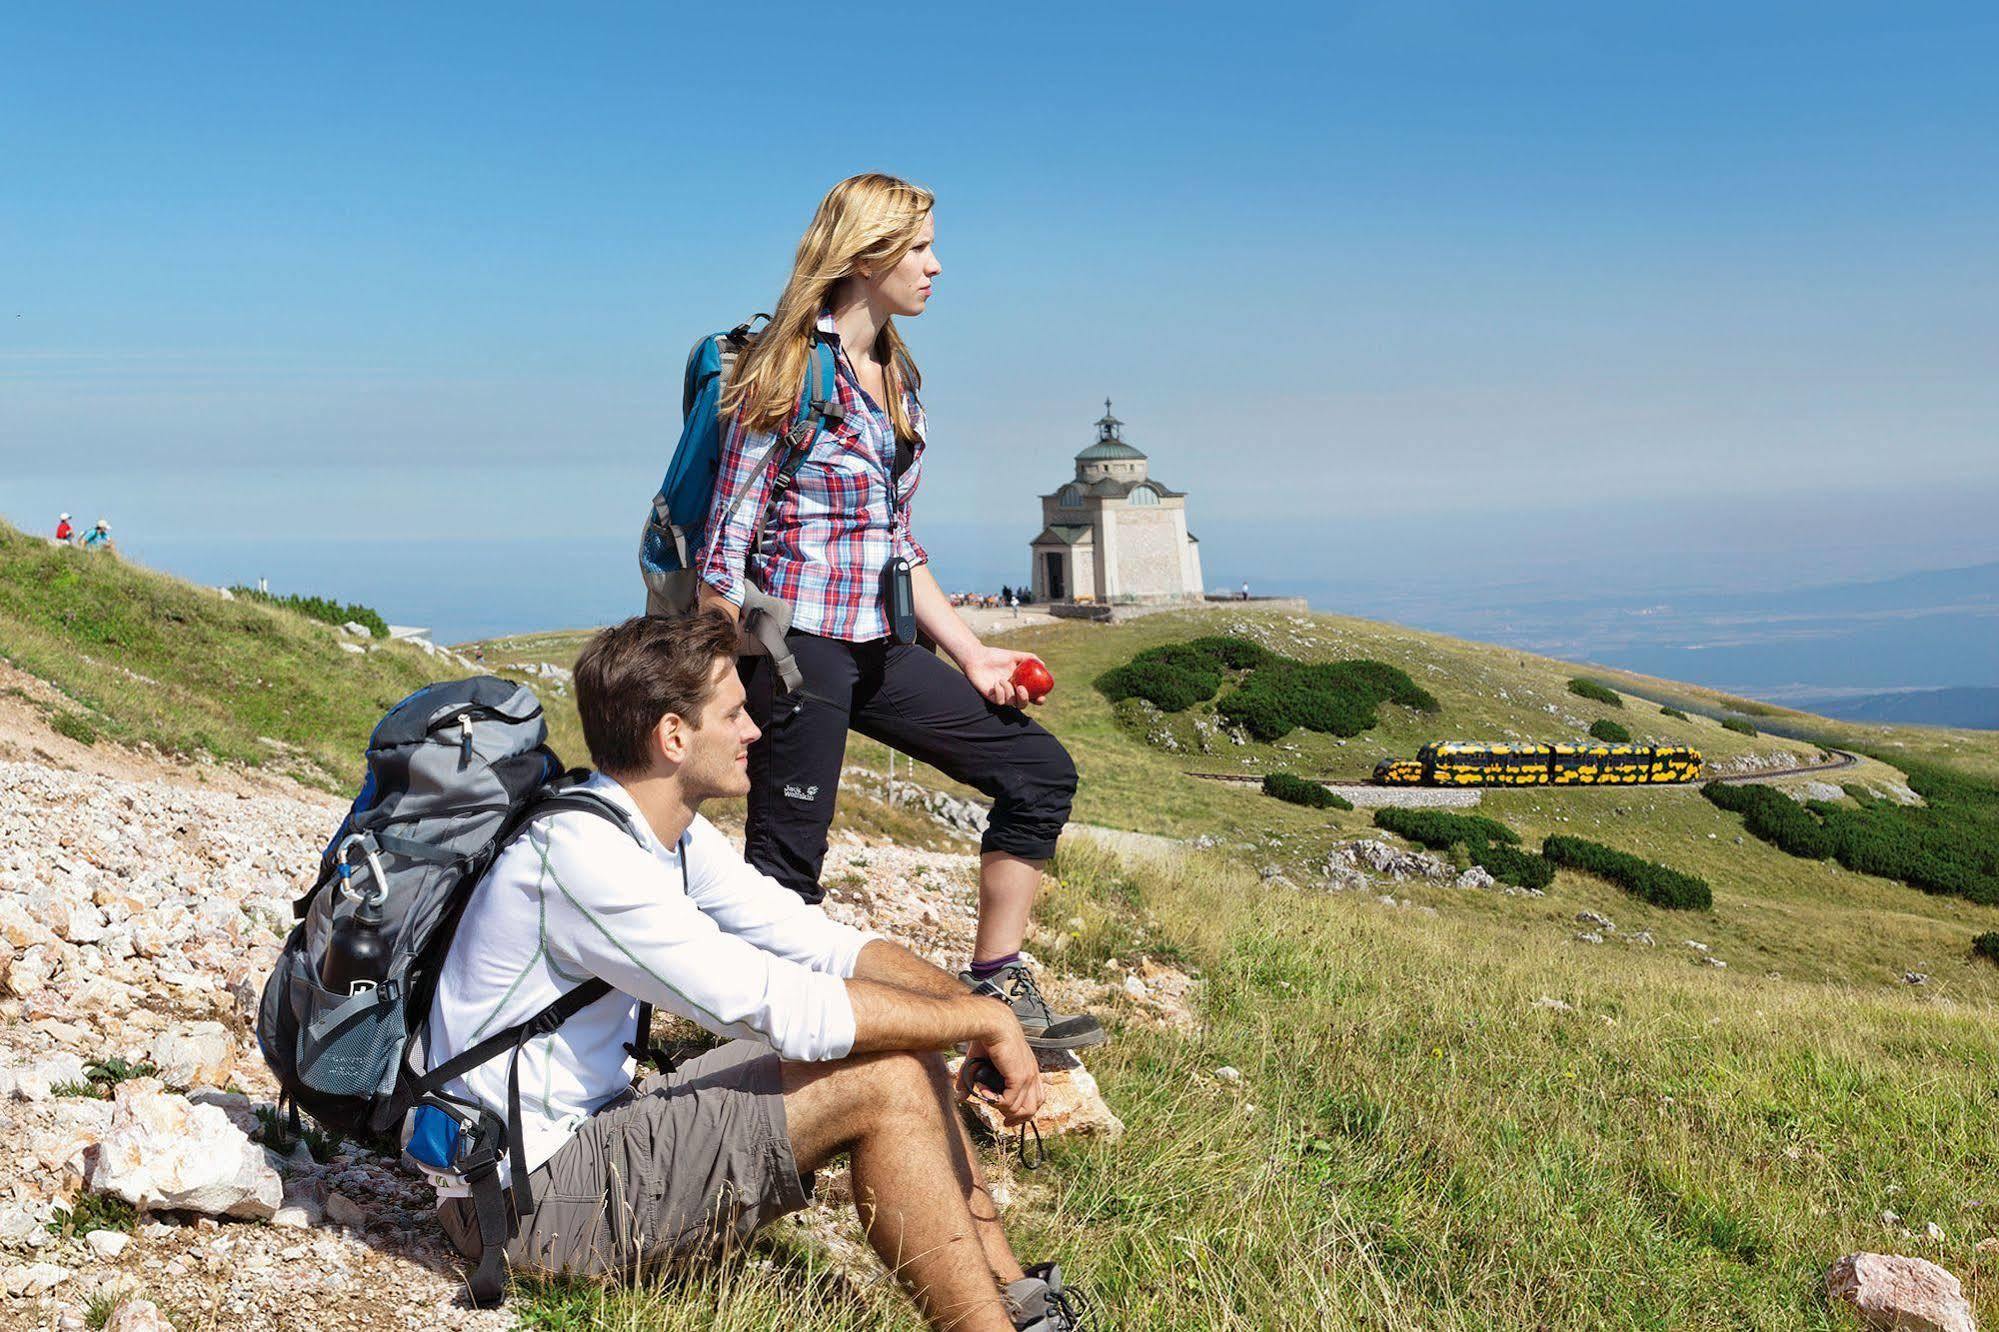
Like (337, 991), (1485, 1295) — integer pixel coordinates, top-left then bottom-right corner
(0, 521), (966, 849)
(477, 608), (1999, 1006)
(0, 521), (442, 787)
(12, 523), (1999, 1326)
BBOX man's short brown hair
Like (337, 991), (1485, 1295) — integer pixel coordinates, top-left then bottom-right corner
(573, 610), (739, 775)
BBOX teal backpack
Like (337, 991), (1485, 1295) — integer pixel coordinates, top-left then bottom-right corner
(637, 317), (842, 690)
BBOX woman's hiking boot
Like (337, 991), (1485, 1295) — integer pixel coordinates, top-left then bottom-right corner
(961, 962), (1106, 1050)
(1005, 1261), (1091, 1330)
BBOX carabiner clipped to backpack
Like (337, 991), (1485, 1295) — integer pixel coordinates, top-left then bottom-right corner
(334, 833), (390, 905)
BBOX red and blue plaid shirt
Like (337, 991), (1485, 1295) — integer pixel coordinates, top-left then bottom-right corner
(695, 312), (928, 643)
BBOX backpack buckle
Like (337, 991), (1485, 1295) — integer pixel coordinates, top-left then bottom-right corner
(522, 1008), (571, 1040)
(457, 1116), (503, 1175)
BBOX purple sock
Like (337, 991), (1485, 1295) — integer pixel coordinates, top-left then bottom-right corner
(969, 952), (1021, 979)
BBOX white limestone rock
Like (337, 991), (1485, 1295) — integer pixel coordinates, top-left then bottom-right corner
(103, 1298), (174, 1332)
(1, 1261), (71, 1296)
(0, 1051), (87, 1102)
(84, 1229), (130, 1260)
(3, 943), (55, 997)
(0, 1203), (48, 1248)
(61, 902), (108, 945)
(1826, 1252), (1974, 1332)
(1326, 839), (1452, 883)
(147, 1022), (236, 1090)
(84, 1078), (282, 1220)
(323, 1190), (368, 1229)
(952, 1051), (1125, 1145)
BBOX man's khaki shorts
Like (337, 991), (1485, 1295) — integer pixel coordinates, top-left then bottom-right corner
(439, 1039), (813, 1279)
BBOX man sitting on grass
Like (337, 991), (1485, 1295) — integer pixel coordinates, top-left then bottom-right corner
(419, 609), (1088, 1332)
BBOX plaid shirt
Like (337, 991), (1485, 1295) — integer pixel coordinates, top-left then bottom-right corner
(696, 312), (928, 642)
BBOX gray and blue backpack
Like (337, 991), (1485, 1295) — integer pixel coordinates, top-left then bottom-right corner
(256, 676), (653, 1305)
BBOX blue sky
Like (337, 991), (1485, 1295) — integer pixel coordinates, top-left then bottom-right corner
(3, 2), (1996, 644)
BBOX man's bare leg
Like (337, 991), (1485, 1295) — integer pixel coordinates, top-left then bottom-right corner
(784, 1050), (1023, 1331)
(928, 1048), (1026, 1284)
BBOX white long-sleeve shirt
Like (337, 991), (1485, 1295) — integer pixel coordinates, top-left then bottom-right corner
(416, 772), (877, 1190)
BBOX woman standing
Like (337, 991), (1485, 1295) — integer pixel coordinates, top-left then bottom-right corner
(695, 174), (1102, 1051)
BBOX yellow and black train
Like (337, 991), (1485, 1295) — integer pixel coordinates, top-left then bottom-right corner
(1373, 741), (1703, 787)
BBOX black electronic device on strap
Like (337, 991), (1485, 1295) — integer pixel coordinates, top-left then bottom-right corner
(882, 556), (917, 644)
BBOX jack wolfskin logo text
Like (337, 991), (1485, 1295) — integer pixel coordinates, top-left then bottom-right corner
(783, 784), (820, 802)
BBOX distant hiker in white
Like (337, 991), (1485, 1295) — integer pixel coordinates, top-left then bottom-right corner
(420, 610), (1089, 1331)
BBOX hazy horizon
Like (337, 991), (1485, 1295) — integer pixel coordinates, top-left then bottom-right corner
(7, 487), (1993, 723)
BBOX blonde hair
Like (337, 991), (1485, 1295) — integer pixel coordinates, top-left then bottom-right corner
(722, 173), (933, 438)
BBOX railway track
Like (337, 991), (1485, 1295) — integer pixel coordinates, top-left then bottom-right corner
(1704, 747), (1859, 785)
(1186, 747), (1860, 791)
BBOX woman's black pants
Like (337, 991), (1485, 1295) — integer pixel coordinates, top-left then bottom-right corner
(739, 632), (1078, 904)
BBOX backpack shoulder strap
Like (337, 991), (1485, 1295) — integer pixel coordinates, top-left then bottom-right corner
(705, 336), (846, 568)
(410, 779), (656, 1308)
(497, 780), (645, 852)
(423, 976), (611, 1308)
(421, 782), (649, 1098)
(625, 832), (691, 1074)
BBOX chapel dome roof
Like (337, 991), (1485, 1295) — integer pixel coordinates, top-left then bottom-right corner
(1074, 399), (1147, 463)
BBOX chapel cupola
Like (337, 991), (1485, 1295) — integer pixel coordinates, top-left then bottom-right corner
(1074, 398), (1149, 483)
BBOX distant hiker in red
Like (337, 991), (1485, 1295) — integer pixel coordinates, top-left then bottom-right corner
(54, 514), (72, 543)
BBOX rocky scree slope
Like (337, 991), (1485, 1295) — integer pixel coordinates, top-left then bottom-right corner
(0, 740), (1156, 1330)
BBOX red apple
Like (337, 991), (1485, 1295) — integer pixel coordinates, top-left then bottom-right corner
(1012, 658), (1054, 703)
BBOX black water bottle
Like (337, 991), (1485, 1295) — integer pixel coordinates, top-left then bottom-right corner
(321, 890), (390, 995)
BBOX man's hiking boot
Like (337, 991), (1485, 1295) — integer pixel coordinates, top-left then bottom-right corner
(961, 962), (1107, 1051)
(1005, 1261), (1091, 1331)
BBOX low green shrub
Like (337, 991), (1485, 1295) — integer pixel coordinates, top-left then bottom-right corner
(1973, 932), (1999, 965)
(1219, 659), (1438, 742)
(1375, 808), (1521, 848)
(1703, 783), (1836, 859)
(1262, 772), (1353, 810)
(1589, 719), (1632, 743)
(1095, 635), (1437, 741)
(1706, 762), (1999, 905)
(1720, 717), (1758, 736)
(1660, 705), (1690, 721)
(253, 1103), (343, 1163)
(46, 1192), (137, 1239)
(1095, 646), (1224, 713)
(84, 1291), (123, 1331)
(1185, 635), (1273, 670)
(87, 1056), (159, 1087)
(230, 586), (389, 638)
(1543, 835), (1712, 910)
(1373, 808), (1550, 889)
(1476, 843), (1557, 891)
(1568, 678), (1623, 708)
(51, 711), (98, 746)
(56, 1056), (161, 1098)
